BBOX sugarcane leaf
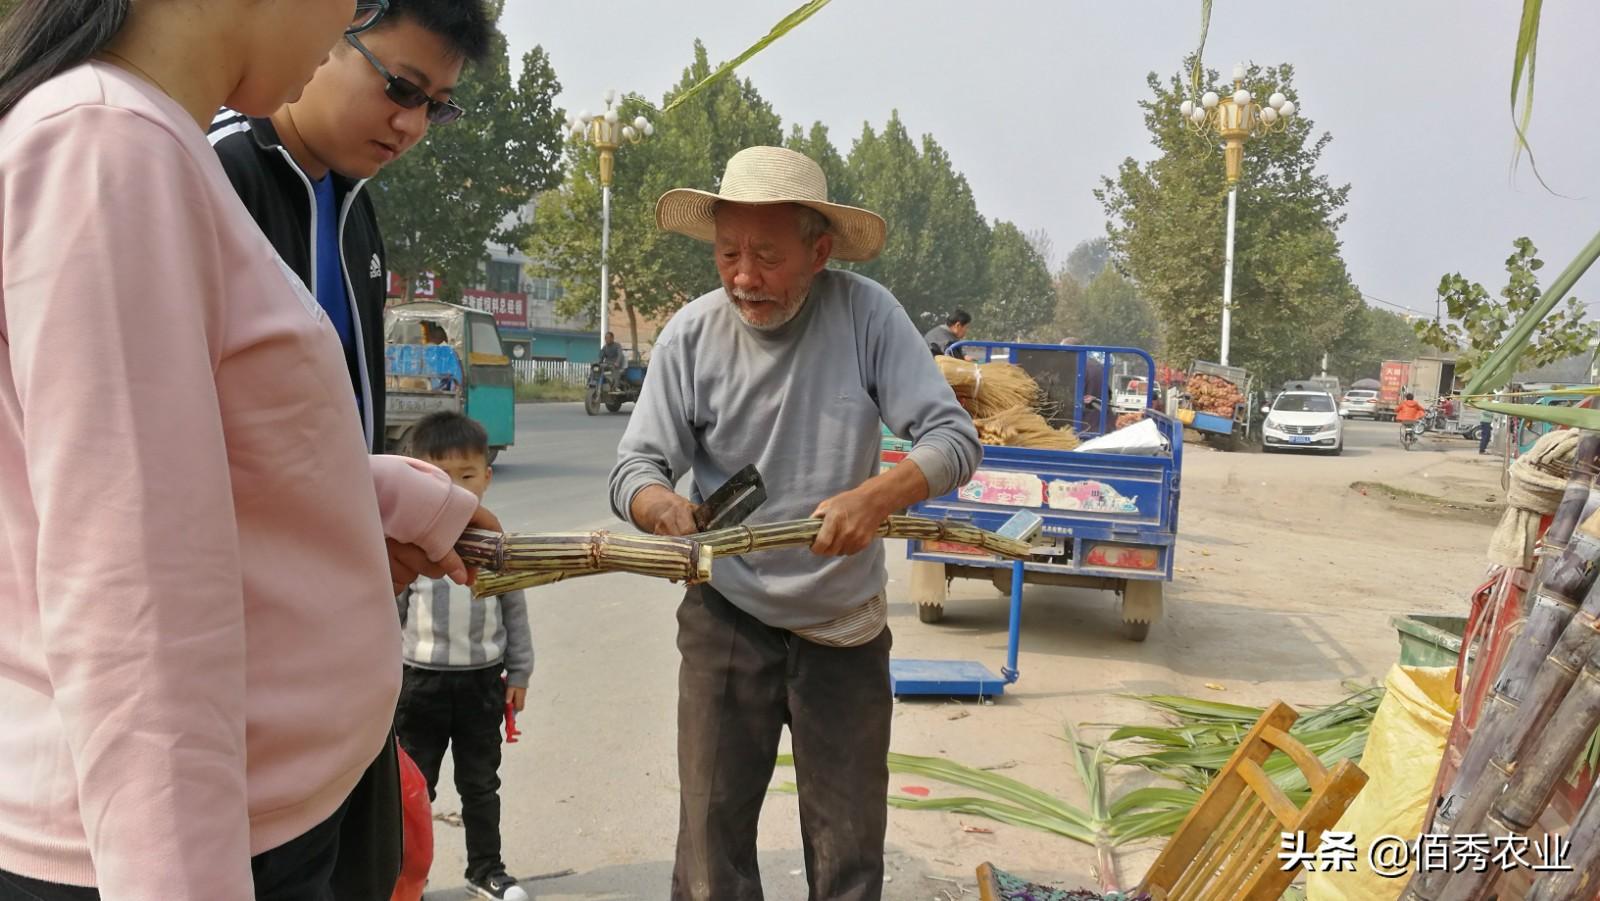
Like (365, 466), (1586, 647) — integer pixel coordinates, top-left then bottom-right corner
(1112, 807), (1193, 842)
(652, 0), (834, 115)
(886, 751), (1095, 827)
(1110, 787), (1202, 817)
(1188, 0), (1213, 95)
(1475, 400), (1600, 429)
(1508, 0), (1560, 194)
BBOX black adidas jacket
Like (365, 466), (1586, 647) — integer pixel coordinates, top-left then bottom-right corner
(209, 111), (388, 453)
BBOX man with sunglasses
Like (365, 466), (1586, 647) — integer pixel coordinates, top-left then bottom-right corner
(209, 2), (501, 898)
(210, 0), (485, 458)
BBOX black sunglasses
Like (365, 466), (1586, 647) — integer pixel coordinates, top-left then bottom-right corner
(345, 34), (465, 125)
(348, 0), (388, 35)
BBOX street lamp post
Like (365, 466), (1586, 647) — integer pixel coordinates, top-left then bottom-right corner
(567, 91), (653, 351)
(1178, 64), (1297, 366)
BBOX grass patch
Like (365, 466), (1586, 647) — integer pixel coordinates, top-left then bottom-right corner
(515, 380), (586, 403)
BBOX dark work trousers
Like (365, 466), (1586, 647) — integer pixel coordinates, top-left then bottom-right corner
(1479, 420), (1493, 453)
(672, 583), (893, 901)
(0, 794), (350, 901)
(393, 665), (508, 883)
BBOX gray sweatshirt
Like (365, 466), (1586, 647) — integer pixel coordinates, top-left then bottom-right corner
(609, 269), (982, 629)
(398, 578), (533, 688)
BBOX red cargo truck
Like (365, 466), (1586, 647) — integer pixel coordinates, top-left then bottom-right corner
(1377, 359), (1412, 421)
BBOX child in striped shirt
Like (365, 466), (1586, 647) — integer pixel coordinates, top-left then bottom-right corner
(395, 412), (532, 901)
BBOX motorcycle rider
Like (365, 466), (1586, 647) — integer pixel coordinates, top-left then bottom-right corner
(1396, 392), (1428, 442)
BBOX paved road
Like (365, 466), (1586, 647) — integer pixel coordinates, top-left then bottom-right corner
(489, 402), (632, 531)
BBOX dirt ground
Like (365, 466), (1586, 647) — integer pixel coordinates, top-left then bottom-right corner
(869, 421), (1501, 897)
(424, 420), (1505, 900)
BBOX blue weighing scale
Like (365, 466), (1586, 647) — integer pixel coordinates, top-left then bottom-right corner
(890, 511), (1038, 700)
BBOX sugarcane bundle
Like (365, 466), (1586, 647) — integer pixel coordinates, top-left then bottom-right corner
(1405, 432), (1600, 900)
(455, 528), (712, 585)
(1184, 373), (1243, 417)
(1527, 778), (1600, 899)
(1437, 639), (1600, 900)
(973, 405), (1081, 450)
(935, 355), (1041, 419)
(472, 515), (1033, 598)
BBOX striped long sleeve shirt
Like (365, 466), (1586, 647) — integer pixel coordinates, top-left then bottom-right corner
(398, 577), (533, 688)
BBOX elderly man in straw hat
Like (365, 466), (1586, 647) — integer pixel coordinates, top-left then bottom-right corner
(608, 146), (982, 899)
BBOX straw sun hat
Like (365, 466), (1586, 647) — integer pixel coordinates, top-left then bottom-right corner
(655, 145), (887, 262)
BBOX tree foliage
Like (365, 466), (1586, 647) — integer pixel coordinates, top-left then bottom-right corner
(1326, 306), (1421, 383)
(529, 41), (782, 351)
(1098, 61), (1360, 387)
(1415, 237), (1595, 377)
(1064, 238), (1110, 286)
(376, 0), (564, 302)
(977, 222), (1055, 339)
(529, 45), (1054, 346)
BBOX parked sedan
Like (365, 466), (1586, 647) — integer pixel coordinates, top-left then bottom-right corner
(1263, 391), (1343, 454)
(1340, 389), (1379, 419)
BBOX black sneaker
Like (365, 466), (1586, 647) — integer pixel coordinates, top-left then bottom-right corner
(469, 871), (530, 901)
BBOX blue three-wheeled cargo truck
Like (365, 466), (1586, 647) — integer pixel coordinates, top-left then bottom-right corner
(882, 342), (1183, 641)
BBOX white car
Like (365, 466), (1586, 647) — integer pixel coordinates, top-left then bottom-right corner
(1340, 389), (1379, 419)
(1263, 391), (1343, 454)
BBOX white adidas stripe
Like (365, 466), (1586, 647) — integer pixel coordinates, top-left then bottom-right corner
(207, 120), (250, 146)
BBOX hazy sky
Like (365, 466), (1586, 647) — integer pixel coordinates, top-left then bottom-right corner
(504, 1), (1600, 320)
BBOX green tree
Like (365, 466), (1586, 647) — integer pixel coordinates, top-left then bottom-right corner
(1064, 237), (1110, 286)
(376, 0), (564, 302)
(1069, 269), (1162, 352)
(786, 121), (857, 208)
(1414, 237), (1595, 378)
(530, 40), (782, 353)
(977, 221), (1054, 339)
(1098, 61), (1361, 388)
(847, 112), (991, 331)
(1325, 305), (1420, 383)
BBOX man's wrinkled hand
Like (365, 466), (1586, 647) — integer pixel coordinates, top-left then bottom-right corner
(388, 503), (503, 594)
(635, 485), (699, 537)
(810, 488), (887, 557)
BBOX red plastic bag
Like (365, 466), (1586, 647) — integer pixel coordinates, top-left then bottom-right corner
(390, 746), (434, 901)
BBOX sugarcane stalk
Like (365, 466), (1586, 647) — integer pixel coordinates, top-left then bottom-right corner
(470, 515), (1032, 599)
(1407, 436), (1600, 901)
(1437, 648), (1600, 901)
(455, 528), (712, 585)
(1436, 511), (1600, 806)
(1527, 777), (1600, 900)
(1441, 580), (1600, 846)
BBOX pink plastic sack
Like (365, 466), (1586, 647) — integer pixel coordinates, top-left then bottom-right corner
(390, 746), (434, 901)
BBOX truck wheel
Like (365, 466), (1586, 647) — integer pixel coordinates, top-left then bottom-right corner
(1120, 580), (1164, 642)
(918, 604), (946, 624)
(605, 400), (623, 413)
(583, 387), (600, 416)
(486, 448), (500, 465)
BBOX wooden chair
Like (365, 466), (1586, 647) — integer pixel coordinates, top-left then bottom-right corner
(977, 701), (1369, 901)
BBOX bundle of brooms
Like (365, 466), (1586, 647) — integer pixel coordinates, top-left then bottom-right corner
(936, 355), (1040, 418)
(462, 515), (1033, 599)
(936, 356), (1082, 449)
(974, 405), (1081, 451)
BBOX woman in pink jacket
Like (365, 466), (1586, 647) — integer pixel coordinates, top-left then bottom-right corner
(0, 1), (497, 898)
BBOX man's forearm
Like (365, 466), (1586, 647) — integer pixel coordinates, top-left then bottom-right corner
(856, 457), (933, 516)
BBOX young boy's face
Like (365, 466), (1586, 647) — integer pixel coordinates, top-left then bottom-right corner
(426, 451), (492, 501)
(288, 17), (467, 179)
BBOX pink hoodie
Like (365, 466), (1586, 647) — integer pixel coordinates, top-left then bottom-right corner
(0, 64), (480, 897)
